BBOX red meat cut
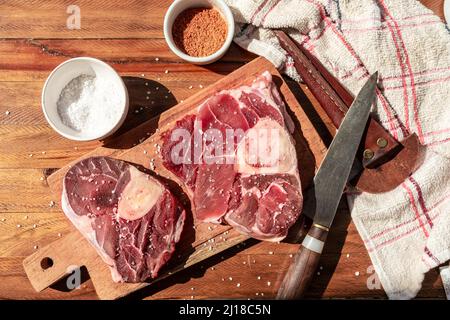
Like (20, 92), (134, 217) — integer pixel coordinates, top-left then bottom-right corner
(161, 71), (302, 242)
(62, 156), (186, 283)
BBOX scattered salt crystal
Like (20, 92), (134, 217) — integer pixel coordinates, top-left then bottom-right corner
(199, 84), (203, 88)
(5, 110), (10, 115)
(146, 96), (149, 100)
(145, 82), (149, 86)
(211, 267), (215, 271)
(29, 154), (33, 157)
(41, 151), (46, 154)
(141, 73), (145, 77)
(155, 57), (159, 61)
(267, 281), (271, 286)
(17, 224), (21, 228)
(164, 70), (169, 74)
(33, 245), (39, 250)
(228, 277), (233, 281)
(0, 218), (6, 222)
(207, 226), (212, 231)
(49, 201), (55, 207)
(320, 266), (323, 270)
(257, 276), (261, 280)
(268, 251), (274, 255)
(346, 254), (350, 258)
(24, 215), (28, 220)
(221, 278), (225, 281)
(317, 272), (321, 276)
(32, 224), (37, 228)
(191, 287), (195, 291)
(236, 283), (241, 287)
(355, 271), (360, 276)
(40, 176), (44, 181)
(268, 263), (272, 267)
(57, 233), (62, 237)
(289, 254), (293, 258)
(188, 85), (193, 89)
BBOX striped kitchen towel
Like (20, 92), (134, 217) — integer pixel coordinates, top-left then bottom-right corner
(224, 0), (450, 299)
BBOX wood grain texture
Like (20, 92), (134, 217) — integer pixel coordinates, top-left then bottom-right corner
(0, 0), (168, 39)
(0, 0), (446, 300)
(23, 227), (249, 300)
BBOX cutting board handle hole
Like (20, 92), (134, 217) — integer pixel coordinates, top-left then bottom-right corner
(40, 257), (54, 270)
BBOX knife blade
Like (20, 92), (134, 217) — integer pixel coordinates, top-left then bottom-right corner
(313, 73), (377, 227)
(276, 72), (378, 299)
(300, 159), (362, 221)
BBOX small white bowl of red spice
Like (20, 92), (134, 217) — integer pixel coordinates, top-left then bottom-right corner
(164, 0), (235, 65)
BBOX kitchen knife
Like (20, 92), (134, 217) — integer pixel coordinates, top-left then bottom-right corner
(276, 72), (378, 299)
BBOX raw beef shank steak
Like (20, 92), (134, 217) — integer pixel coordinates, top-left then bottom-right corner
(162, 71), (303, 242)
(62, 156), (186, 283)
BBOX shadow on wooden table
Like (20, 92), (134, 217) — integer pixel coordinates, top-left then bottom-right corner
(285, 79), (334, 147)
(122, 238), (260, 300)
(102, 76), (178, 149)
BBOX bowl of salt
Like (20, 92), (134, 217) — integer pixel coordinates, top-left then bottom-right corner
(42, 57), (129, 141)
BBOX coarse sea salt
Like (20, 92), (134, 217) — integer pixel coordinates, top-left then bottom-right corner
(57, 74), (123, 135)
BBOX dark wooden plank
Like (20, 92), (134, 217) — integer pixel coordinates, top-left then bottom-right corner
(0, 39), (253, 76)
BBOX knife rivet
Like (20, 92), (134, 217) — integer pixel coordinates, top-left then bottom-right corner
(363, 149), (374, 159)
(376, 138), (388, 148)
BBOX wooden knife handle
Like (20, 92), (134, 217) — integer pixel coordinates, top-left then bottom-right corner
(276, 224), (328, 299)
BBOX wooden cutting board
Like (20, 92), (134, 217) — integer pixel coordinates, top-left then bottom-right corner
(23, 57), (325, 299)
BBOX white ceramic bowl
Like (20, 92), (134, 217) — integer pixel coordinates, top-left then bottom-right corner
(41, 57), (129, 141)
(445, 0), (450, 24)
(163, 0), (235, 65)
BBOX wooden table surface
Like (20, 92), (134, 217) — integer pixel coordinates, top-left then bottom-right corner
(0, 0), (446, 300)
